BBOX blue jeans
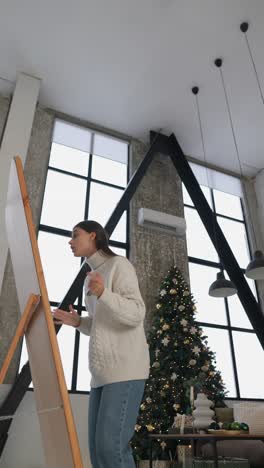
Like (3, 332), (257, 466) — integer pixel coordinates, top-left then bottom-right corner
(88, 380), (145, 468)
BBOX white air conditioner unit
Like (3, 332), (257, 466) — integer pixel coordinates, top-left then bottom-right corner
(137, 208), (186, 237)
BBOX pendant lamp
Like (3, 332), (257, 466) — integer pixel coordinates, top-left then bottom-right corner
(245, 250), (264, 280)
(209, 271), (237, 298)
(240, 22), (264, 279)
(192, 86), (237, 298)
(215, 56), (264, 281)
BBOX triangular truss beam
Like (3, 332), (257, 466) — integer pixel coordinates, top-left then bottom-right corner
(1, 131), (263, 455)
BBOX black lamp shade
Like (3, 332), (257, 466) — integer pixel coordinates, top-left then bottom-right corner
(245, 250), (264, 280)
(209, 271), (237, 298)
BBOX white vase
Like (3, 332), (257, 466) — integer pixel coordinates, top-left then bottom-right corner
(193, 392), (215, 430)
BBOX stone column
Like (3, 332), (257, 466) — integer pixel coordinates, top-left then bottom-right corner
(129, 139), (189, 331)
(242, 177), (264, 312)
(254, 169), (264, 249)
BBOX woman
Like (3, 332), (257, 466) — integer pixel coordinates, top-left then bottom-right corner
(53, 220), (150, 468)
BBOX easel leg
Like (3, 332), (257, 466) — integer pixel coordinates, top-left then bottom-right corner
(0, 293), (40, 384)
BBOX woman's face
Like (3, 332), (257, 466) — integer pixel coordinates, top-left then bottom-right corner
(69, 227), (97, 258)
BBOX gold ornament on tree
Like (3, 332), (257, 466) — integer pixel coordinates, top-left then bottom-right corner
(152, 361), (160, 368)
(146, 424), (155, 432)
(173, 403), (181, 411)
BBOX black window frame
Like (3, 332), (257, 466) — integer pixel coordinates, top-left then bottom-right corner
(184, 184), (263, 401)
(37, 121), (130, 394)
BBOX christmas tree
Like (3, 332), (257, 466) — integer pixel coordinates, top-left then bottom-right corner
(132, 265), (227, 461)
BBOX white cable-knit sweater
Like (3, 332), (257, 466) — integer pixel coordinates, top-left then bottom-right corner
(77, 250), (150, 388)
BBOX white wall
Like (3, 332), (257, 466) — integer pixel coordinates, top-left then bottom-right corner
(0, 73), (40, 293)
(0, 390), (91, 468)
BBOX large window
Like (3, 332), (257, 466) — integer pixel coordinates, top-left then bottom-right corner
(183, 168), (264, 400)
(20, 119), (129, 392)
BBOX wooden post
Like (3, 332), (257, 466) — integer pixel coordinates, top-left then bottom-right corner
(0, 293), (40, 384)
(3, 156), (83, 467)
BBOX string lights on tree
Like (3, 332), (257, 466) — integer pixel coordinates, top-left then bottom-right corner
(132, 265), (226, 461)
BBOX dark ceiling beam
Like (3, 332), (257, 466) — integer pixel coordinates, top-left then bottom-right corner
(2, 127), (263, 458)
(165, 132), (264, 348)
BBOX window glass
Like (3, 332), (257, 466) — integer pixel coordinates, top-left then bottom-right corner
(77, 316), (91, 391)
(184, 170), (257, 399)
(203, 327), (236, 397)
(189, 263), (227, 325)
(92, 154), (127, 187)
(110, 247), (127, 256)
(184, 207), (218, 262)
(214, 189), (243, 220)
(227, 295), (253, 330)
(93, 134), (128, 164)
(19, 340), (30, 376)
(110, 213), (127, 243)
(38, 231), (81, 303)
(217, 217), (250, 269)
(56, 325), (75, 388)
(19, 322), (75, 390)
(201, 185), (212, 207)
(183, 184), (212, 207)
(182, 185), (193, 206)
(40, 171), (86, 231)
(88, 182), (126, 243)
(49, 142), (90, 176)
(21, 121), (129, 393)
(245, 276), (258, 299)
(53, 119), (92, 154)
(233, 331), (264, 398)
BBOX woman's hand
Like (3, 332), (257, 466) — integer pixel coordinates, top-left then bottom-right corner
(87, 271), (105, 298)
(53, 304), (81, 328)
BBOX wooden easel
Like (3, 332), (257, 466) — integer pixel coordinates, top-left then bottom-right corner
(2, 156), (83, 467)
(0, 293), (40, 384)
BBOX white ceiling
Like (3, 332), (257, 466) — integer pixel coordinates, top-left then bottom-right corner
(1, 0), (264, 176)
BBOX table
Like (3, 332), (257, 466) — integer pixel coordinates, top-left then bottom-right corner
(148, 432), (264, 468)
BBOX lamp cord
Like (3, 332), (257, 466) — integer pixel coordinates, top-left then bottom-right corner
(193, 88), (221, 264)
(216, 62), (258, 251)
(243, 31), (264, 105)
